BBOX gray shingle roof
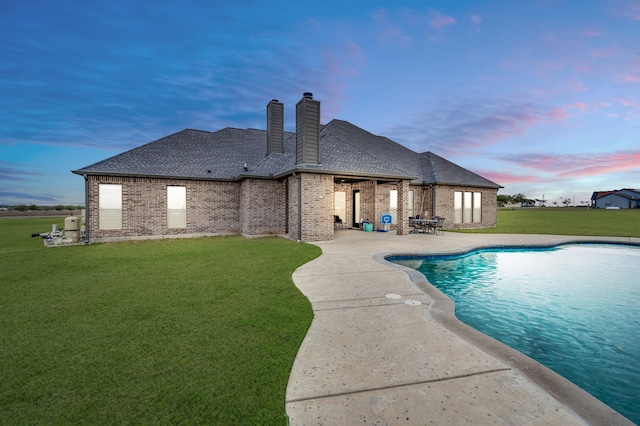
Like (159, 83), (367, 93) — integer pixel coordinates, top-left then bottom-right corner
(73, 119), (501, 188)
(420, 151), (502, 188)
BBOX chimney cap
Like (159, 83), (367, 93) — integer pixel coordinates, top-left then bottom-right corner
(270, 99), (279, 103)
(303, 92), (313, 99)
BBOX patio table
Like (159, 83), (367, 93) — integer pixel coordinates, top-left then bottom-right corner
(409, 218), (438, 234)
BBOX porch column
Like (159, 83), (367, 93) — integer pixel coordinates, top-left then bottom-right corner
(396, 179), (410, 235)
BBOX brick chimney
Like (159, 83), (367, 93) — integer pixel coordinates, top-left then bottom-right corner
(295, 92), (320, 165)
(266, 99), (284, 155)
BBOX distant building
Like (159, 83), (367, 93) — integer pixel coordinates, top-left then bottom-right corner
(591, 189), (640, 209)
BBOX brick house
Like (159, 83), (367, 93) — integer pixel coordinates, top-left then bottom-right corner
(73, 93), (502, 243)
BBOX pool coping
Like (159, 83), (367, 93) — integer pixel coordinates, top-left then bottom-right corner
(376, 239), (636, 426)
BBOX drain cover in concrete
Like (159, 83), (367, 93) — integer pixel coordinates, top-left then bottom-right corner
(385, 293), (402, 300)
(404, 299), (422, 306)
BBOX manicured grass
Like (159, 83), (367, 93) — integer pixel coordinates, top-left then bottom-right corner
(460, 208), (640, 238)
(0, 218), (321, 424)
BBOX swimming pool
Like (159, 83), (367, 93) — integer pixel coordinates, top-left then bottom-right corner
(390, 243), (640, 424)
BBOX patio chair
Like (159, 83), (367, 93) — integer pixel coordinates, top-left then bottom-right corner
(334, 215), (343, 229)
(409, 215), (422, 233)
(432, 216), (444, 234)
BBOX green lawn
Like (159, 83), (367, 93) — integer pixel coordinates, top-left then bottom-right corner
(460, 208), (640, 238)
(0, 218), (321, 425)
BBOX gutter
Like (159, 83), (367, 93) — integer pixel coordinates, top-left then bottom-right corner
(72, 171), (239, 183)
(270, 167), (419, 182)
(83, 173), (90, 245)
(293, 172), (302, 241)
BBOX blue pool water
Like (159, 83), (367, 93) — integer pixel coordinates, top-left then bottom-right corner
(391, 244), (640, 424)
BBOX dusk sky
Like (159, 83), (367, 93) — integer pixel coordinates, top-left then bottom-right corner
(2, 0), (639, 206)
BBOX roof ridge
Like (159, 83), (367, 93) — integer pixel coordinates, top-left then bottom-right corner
(424, 152), (438, 182)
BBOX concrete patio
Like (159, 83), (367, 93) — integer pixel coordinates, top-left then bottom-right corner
(285, 230), (636, 425)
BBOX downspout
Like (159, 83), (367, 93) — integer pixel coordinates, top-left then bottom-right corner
(83, 174), (90, 245)
(293, 172), (302, 241)
(430, 184), (435, 219)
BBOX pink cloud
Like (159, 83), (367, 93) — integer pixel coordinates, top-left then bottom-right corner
(470, 14), (482, 25)
(621, 1), (640, 20)
(570, 79), (588, 93)
(372, 7), (413, 46)
(346, 41), (364, 61)
(617, 97), (634, 106)
(560, 101), (595, 114)
(429, 11), (456, 29)
(574, 64), (591, 73)
(563, 151), (640, 177)
(497, 150), (640, 178)
(623, 74), (640, 82)
(548, 107), (568, 120)
(582, 29), (607, 37)
(380, 27), (411, 45)
(471, 170), (543, 184)
(590, 48), (617, 58)
(613, 97), (640, 120)
(392, 99), (569, 157)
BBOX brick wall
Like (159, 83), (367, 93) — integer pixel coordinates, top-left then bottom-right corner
(433, 185), (497, 229)
(287, 175), (300, 240)
(396, 180), (410, 235)
(86, 175), (240, 242)
(85, 175), (498, 243)
(240, 179), (287, 236)
(353, 180), (376, 227)
(376, 183), (393, 228)
(411, 185), (434, 219)
(299, 173), (334, 241)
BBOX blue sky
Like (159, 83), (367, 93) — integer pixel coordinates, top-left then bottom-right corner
(2, 0), (639, 206)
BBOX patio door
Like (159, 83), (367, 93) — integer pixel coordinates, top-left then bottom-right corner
(353, 190), (361, 227)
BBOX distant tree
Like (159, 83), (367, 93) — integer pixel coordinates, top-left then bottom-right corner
(512, 193), (527, 203)
(497, 195), (510, 207)
(560, 197), (572, 207)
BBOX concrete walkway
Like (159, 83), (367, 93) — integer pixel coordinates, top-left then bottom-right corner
(285, 230), (636, 425)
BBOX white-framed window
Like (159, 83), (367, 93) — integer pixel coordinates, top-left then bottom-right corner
(463, 192), (472, 223)
(473, 192), (482, 223)
(167, 186), (187, 228)
(389, 189), (397, 224)
(334, 191), (346, 223)
(354, 191), (361, 224)
(454, 192), (463, 223)
(454, 191), (482, 224)
(99, 184), (122, 230)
